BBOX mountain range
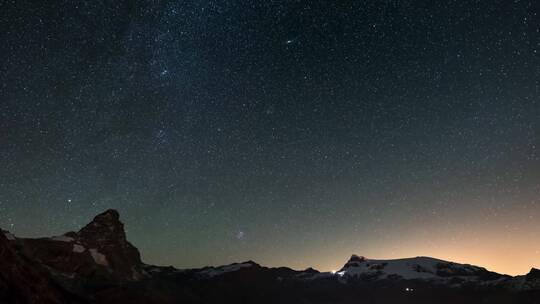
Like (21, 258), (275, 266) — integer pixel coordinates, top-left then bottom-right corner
(1, 209), (539, 303)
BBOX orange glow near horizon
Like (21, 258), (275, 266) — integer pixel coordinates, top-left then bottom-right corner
(302, 227), (539, 276)
(247, 210), (540, 277)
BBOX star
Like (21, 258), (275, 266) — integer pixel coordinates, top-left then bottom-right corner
(236, 231), (245, 240)
(2, 0), (538, 277)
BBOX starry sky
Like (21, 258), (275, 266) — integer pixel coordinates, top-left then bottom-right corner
(1, 1), (539, 276)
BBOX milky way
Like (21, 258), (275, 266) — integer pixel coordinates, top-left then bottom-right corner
(1, 1), (539, 275)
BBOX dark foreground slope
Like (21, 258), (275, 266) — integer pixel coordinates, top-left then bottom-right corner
(0, 230), (81, 304)
(1, 210), (539, 304)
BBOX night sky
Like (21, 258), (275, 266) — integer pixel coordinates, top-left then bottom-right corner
(1, 1), (539, 276)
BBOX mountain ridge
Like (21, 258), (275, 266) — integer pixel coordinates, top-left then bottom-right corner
(1, 209), (539, 304)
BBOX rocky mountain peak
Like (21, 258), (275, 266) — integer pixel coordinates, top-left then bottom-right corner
(10, 209), (145, 283)
(95, 209), (120, 222)
(75, 209), (143, 280)
(342, 254), (366, 268)
(78, 209), (124, 238)
(526, 268), (540, 279)
(303, 267), (320, 274)
(348, 254), (366, 262)
(521, 268), (540, 290)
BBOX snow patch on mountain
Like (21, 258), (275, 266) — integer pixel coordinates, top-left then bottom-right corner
(199, 262), (256, 277)
(340, 256), (443, 279)
(73, 244), (85, 253)
(89, 248), (109, 266)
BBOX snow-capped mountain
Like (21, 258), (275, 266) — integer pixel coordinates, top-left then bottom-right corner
(336, 254), (505, 284)
(1, 210), (539, 304)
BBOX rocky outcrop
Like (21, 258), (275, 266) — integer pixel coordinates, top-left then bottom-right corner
(522, 268), (540, 290)
(76, 209), (144, 281)
(13, 209), (145, 283)
(526, 268), (540, 279)
(341, 254), (366, 269)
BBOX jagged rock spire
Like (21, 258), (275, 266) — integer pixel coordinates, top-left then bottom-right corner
(76, 209), (144, 280)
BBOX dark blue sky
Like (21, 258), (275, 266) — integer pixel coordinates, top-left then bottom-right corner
(1, 0), (539, 275)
